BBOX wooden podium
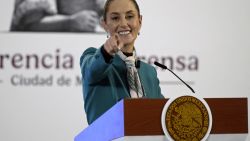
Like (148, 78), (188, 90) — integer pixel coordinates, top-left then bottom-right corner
(75, 98), (248, 141)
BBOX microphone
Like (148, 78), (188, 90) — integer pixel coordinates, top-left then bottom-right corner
(135, 59), (140, 68)
(154, 61), (195, 93)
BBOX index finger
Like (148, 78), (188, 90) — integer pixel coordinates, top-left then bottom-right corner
(114, 34), (124, 50)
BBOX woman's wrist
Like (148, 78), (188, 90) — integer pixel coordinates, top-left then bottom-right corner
(101, 46), (113, 63)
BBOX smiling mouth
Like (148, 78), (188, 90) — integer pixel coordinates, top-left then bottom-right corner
(118, 31), (131, 35)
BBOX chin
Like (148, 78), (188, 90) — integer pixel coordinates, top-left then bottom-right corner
(122, 39), (134, 45)
(121, 37), (135, 44)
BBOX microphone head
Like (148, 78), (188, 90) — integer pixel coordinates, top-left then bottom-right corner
(154, 61), (168, 69)
(136, 60), (141, 68)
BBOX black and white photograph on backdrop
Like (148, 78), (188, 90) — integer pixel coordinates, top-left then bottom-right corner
(10, 0), (106, 32)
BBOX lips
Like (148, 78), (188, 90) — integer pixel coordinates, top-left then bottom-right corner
(118, 30), (131, 35)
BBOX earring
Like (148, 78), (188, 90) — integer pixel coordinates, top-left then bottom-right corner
(138, 32), (140, 36)
(106, 32), (110, 38)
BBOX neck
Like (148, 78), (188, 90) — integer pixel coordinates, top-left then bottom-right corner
(121, 44), (134, 53)
(123, 52), (133, 57)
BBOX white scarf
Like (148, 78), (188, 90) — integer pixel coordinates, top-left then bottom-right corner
(117, 51), (143, 98)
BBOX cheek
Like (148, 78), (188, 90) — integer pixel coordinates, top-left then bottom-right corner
(132, 23), (140, 33)
(130, 20), (141, 30)
(107, 23), (118, 33)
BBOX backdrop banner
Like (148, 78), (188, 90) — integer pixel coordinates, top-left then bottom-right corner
(0, 0), (249, 141)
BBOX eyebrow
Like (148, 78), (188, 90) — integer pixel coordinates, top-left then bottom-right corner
(110, 10), (136, 15)
(126, 10), (135, 14)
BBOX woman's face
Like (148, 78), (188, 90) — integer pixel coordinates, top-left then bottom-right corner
(103, 0), (142, 48)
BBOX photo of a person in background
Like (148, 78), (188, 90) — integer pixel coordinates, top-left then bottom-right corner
(10, 0), (105, 32)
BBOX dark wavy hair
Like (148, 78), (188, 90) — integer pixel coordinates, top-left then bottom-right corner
(103, 0), (141, 21)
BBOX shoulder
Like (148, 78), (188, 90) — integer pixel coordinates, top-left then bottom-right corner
(82, 47), (98, 55)
(80, 47), (98, 61)
(140, 61), (156, 71)
(139, 60), (158, 76)
(79, 47), (96, 67)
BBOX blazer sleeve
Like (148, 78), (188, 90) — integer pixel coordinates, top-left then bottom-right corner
(80, 47), (113, 84)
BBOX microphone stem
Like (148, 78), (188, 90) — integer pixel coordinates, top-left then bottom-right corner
(165, 67), (195, 93)
(154, 61), (195, 93)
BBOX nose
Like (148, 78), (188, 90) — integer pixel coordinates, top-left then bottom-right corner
(119, 16), (128, 27)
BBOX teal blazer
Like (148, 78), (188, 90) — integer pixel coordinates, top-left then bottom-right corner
(80, 47), (164, 124)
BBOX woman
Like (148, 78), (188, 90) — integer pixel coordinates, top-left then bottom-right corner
(80, 0), (164, 124)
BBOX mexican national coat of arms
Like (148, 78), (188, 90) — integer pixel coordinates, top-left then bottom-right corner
(161, 95), (212, 141)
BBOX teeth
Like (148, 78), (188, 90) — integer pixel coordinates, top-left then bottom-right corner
(119, 31), (130, 35)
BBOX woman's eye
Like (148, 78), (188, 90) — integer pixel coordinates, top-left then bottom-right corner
(127, 15), (134, 19)
(111, 17), (119, 21)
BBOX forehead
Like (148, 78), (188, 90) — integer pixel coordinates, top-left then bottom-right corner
(107, 0), (137, 14)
